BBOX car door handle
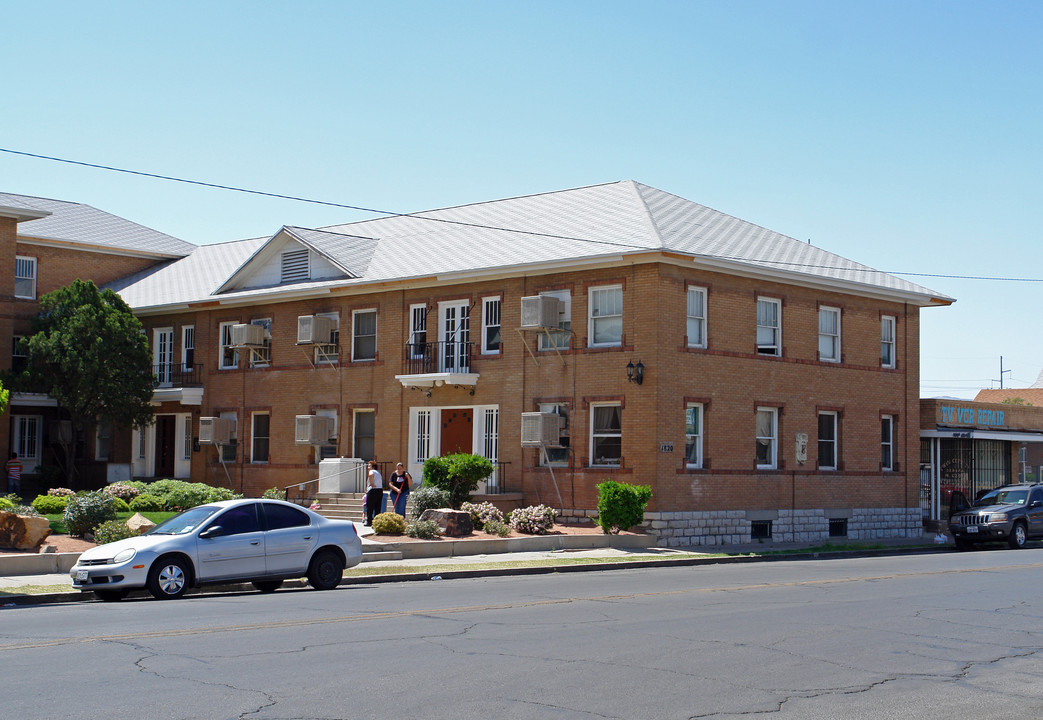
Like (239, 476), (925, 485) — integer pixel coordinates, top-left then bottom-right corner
(303, 536), (312, 540)
(250, 541), (260, 545)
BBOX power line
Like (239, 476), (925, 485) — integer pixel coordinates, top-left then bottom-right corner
(4, 146), (1043, 284)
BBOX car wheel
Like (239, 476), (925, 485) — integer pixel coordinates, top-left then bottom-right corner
(307, 549), (343, 591)
(147, 556), (190, 599)
(94, 589), (128, 602)
(252, 580), (283, 593)
(1008, 522), (1028, 549)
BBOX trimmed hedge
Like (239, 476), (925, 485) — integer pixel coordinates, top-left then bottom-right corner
(594, 481), (653, 534)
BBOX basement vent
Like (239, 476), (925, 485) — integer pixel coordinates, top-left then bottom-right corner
(281, 248), (310, 283)
(829, 518), (848, 537)
(750, 520), (772, 540)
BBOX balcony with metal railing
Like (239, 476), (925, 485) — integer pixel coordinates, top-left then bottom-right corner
(395, 340), (480, 390)
(151, 363), (204, 405)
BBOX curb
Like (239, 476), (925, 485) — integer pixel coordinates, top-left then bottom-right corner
(0, 543), (951, 607)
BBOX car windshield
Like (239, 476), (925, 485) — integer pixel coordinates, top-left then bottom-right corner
(974, 489), (1029, 507)
(147, 505), (222, 535)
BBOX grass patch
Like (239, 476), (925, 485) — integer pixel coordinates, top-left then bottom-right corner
(0, 584), (77, 597)
(46, 511), (179, 536)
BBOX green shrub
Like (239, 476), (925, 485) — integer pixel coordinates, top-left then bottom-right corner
(461, 501), (504, 530)
(422, 453), (493, 509)
(93, 519), (139, 545)
(10, 504), (40, 517)
(406, 519), (442, 539)
(47, 487), (76, 497)
(2, 492), (24, 506)
(595, 481), (653, 534)
(410, 485), (452, 520)
(111, 497), (131, 513)
(63, 491), (118, 537)
(129, 493), (164, 512)
(204, 486), (240, 503)
(508, 505), (557, 535)
(31, 494), (69, 514)
(262, 487), (284, 499)
(0, 497), (15, 512)
(482, 518), (511, 537)
(124, 480), (150, 494)
(372, 512), (407, 535)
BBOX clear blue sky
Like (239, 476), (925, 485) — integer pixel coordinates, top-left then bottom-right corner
(2, 1), (1040, 399)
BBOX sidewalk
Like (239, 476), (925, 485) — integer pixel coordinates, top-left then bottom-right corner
(0, 531), (952, 606)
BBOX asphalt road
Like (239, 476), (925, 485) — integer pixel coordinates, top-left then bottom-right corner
(3, 547), (1042, 719)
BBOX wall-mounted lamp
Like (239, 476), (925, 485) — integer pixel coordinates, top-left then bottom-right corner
(626, 360), (644, 385)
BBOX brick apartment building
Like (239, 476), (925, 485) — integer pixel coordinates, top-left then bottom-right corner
(101, 180), (952, 546)
(0, 192), (193, 485)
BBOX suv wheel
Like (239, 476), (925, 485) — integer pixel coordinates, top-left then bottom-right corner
(1008, 522), (1028, 549)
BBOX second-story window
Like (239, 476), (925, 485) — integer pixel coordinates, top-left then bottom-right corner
(316, 312), (340, 365)
(756, 298), (781, 356)
(589, 285), (623, 347)
(219, 322), (239, 370)
(11, 336), (27, 373)
(408, 304), (427, 360)
(352, 310), (377, 361)
(818, 306), (840, 362)
(250, 318), (272, 367)
(482, 297), (501, 354)
(181, 326), (195, 372)
(881, 315), (896, 368)
(15, 256), (37, 299)
(538, 289), (571, 350)
(686, 287), (707, 348)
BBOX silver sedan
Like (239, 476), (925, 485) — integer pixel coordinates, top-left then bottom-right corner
(70, 498), (362, 601)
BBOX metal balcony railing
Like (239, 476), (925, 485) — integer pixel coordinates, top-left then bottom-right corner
(153, 363), (203, 388)
(402, 341), (474, 375)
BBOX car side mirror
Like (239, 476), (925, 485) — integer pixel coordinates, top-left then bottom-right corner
(1030, 501), (1043, 509)
(199, 525), (225, 539)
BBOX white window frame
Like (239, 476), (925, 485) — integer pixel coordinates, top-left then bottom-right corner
(481, 296), (501, 355)
(181, 325), (195, 372)
(353, 409), (376, 462)
(818, 306), (841, 363)
(539, 402), (570, 466)
(250, 318), (272, 367)
(538, 289), (571, 351)
(686, 287), (707, 348)
(756, 407), (778, 470)
(182, 415), (193, 462)
(881, 315), (896, 368)
(817, 411), (838, 471)
(756, 297), (781, 356)
(408, 304), (428, 359)
(351, 309), (377, 362)
(13, 415), (42, 474)
(881, 415), (894, 471)
(315, 312), (340, 365)
(153, 327), (174, 385)
(590, 402), (622, 467)
(15, 256), (37, 299)
(251, 412), (270, 464)
(219, 321), (239, 370)
(588, 285), (623, 348)
(685, 402), (703, 469)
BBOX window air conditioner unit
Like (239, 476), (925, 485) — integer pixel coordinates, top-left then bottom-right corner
(295, 415), (335, 445)
(297, 315), (335, 344)
(520, 412), (565, 448)
(199, 417), (236, 445)
(230, 323), (268, 348)
(520, 295), (562, 330)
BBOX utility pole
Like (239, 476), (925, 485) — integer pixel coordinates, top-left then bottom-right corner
(995, 356), (1011, 389)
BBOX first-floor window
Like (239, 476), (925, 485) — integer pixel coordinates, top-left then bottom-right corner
(590, 403), (622, 466)
(818, 411), (838, 470)
(881, 415), (894, 471)
(414, 409), (432, 465)
(685, 403), (703, 468)
(220, 412), (238, 463)
(13, 415), (42, 471)
(182, 416), (193, 461)
(95, 421), (112, 462)
(354, 410), (375, 461)
(251, 413), (270, 463)
(539, 402), (570, 465)
(756, 407), (778, 469)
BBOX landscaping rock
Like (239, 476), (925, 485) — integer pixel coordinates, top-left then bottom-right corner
(419, 509), (474, 537)
(0, 511), (53, 550)
(126, 512), (156, 534)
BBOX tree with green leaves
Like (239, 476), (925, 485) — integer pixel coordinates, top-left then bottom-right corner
(0, 378), (9, 416)
(23, 279), (155, 480)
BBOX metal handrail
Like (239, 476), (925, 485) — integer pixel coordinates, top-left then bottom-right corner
(402, 340), (474, 375)
(153, 363), (203, 387)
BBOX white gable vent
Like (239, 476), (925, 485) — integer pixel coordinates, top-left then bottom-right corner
(281, 248), (310, 283)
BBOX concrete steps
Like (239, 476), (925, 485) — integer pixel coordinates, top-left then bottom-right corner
(316, 491), (414, 523)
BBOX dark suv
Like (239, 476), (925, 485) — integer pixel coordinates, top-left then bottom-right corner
(949, 483), (1043, 550)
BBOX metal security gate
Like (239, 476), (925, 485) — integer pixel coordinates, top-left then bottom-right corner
(921, 437), (1012, 522)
